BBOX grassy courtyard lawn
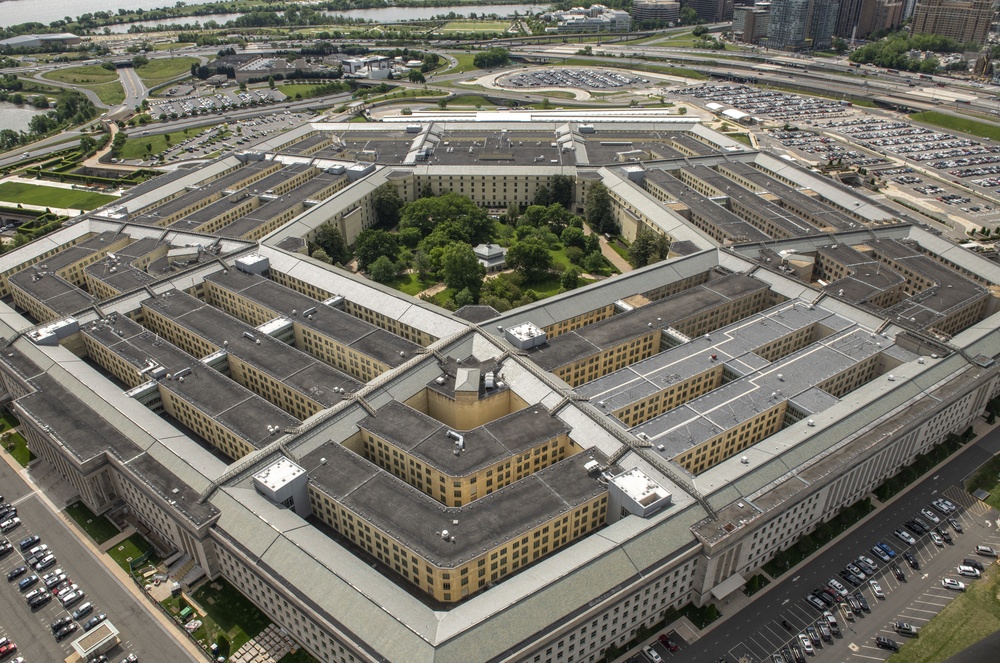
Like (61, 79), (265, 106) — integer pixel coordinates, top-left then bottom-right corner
(135, 56), (199, 86)
(966, 453), (1000, 511)
(439, 20), (509, 33)
(107, 533), (154, 572)
(277, 83), (325, 98)
(3, 431), (34, 467)
(190, 578), (272, 651)
(65, 501), (120, 544)
(0, 182), (116, 210)
(910, 111), (1000, 142)
(893, 564), (1000, 662)
(42, 64), (119, 85)
(387, 273), (425, 296)
(0, 411), (18, 432)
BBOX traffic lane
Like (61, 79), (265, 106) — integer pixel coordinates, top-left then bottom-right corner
(0, 461), (197, 663)
(681, 430), (1000, 662)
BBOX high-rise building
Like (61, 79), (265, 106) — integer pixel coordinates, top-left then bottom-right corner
(809, 0), (841, 49)
(766, 0), (811, 49)
(909, 0), (994, 44)
(632, 0), (682, 24)
(838, 0), (905, 39)
(686, 0), (736, 21)
(734, 3), (772, 43)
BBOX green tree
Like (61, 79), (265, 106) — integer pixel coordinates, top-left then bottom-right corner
(585, 182), (614, 234)
(402, 192), (492, 244)
(507, 236), (552, 281)
(371, 182), (403, 228)
(561, 265), (581, 290)
(832, 36), (848, 54)
(354, 229), (399, 270)
(582, 251), (605, 273)
(314, 224), (351, 264)
(132, 54), (149, 68)
(268, 75), (276, 89)
(533, 183), (551, 207)
(413, 250), (435, 282)
(679, 6), (699, 25)
(368, 255), (398, 283)
(628, 227), (670, 267)
(549, 174), (575, 209)
(441, 242), (485, 298)
(560, 226), (586, 250)
(473, 47), (509, 69)
(79, 135), (96, 154)
(692, 25), (709, 38)
(311, 248), (332, 264)
(408, 69), (425, 83)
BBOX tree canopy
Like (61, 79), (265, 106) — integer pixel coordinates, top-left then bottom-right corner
(401, 192), (493, 245)
(371, 181), (403, 228)
(506, 236), (553, 281)
(628, 228), (671, 268)
(441, 242), (485, 299)
(354, 229), (399, 270)
(585, 182), (615, 234)
(473, 47), (509, 69)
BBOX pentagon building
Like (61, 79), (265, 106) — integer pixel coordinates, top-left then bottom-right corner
(0, 110), (998, 663)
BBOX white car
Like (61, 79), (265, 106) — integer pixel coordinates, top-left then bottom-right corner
(56, 583), (79, 599)
(643, 645), (663, 663)
(894, 528), (916, 545)
(869, 579), (885, 599)
(957, 565), (981, 578)
(930, 532), (944, 547)
(798, 633), (813, 654)
(921, 508), (941, 524)
(941, 578), (966, 591)
(828, 578), (849, 596)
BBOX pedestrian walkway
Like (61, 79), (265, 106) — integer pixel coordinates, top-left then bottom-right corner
(100, 525), (138, 553)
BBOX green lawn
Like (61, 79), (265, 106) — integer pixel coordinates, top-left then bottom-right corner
(89, 81), (126, 106)
(0, 411), (18, 432)
(892, 564), (1000, 662)
(439, 20), (509, 32)
(728, 133), (753, 146)
(191, 578), (272, 651)
(442, 53), (480, 75)
(449, 95), (496, 107)
(120, 127), (218, 160)
(107, 533), (154, 572)
(387, 273), (425, 296)
(966, 453), (1000, 511)
(42, 64), (119, 85)
(135, 56), (199, 86)
(2, 430), (34, 467)
(278, 83), (324, 98)
(65, 501), (120, 544)
(910, 110), (1000, 142)
(0, 182), (116, 210)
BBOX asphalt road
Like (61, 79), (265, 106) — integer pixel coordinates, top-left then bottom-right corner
(672, 426), (1000, 663)
(0, 460), (198, 663)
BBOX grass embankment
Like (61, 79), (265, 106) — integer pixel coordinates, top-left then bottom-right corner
(0, 181), (116, 210)
(910, 110), (1000, 142)
(892, 563), (1000, 662)
(41, 64), (125, 105)
(135, 56), (199, 86)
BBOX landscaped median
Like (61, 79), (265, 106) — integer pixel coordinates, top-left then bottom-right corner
(892, 561), (1000, 662)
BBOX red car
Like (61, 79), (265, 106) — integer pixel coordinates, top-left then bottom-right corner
(658, 634), (680, 652)
(0, 642), (18, 658)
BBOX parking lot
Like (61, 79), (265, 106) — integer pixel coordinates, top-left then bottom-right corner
(0, 459), (197, 663)
(499, 67), (649, 90)
(717, 486), (997, 663)
(150, 87), (287, 120)
(676, 85), (851, 121)
(765, 130), (887, 167)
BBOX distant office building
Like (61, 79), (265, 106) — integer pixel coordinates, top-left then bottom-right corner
(902, 0), (919, 19)
(632, 0), (681, 23)
(909, 0), (994, 44)
(545, 4), (632, 32)
(838, 0), (905, 39)
(733, 3), (772, 43)
(765, 0), (812, 49)
(809, 0), (841, 49)
(686, 0), (736, 21)
(0, 32), (80, 49)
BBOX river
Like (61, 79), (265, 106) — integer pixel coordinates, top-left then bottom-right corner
(1, 2), (548, 29)
(0, 103), (47, 133)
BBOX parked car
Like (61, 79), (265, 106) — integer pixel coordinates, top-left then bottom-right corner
(798, 633), (813, 655)
(805, 594), (826, 611)
(894, 622), (919, 636)
(903, 551), (919, 569)
(895, 528), (916, 545)
(876, 636), (900, 651)
(7, 566), (26, 581)
(963, 558), (984, 571)
(72, 602), (93, 620)
(846, 563), (867, 580)
(61, 590), (85, 607)
(50, 615), (72, 631)
(17, 574), (37, 591)
(82, 613), (107, 632)
(805, 625), (821, 646)
(34, 554), (56, 571)
(930, 532), (944, 547)
(949, 517), (963, 533)
(839, 570), (862, 587)
(941, 578), (966, 591)
(827, 578), (849, 596)
(0, 541), (11, 557)
(891, 563), (905, 581)
(921, 508), (941, 524)
(0, 517), (21, 533)
(957, 565), (981, 578)
(17, 535), (39, 551)
(28, 592), (51, 609)
(935, 526), (953, 544)
(815, 620), (832, 641)
(54, 623), (78, 641)
(856, 556), (878, 574)
(642, 645), (663, 663)
(975, 545), (997, 557)
(853, 591), (870, 612)
(870, 545), (891, 563)
(869, 579), (885, 599)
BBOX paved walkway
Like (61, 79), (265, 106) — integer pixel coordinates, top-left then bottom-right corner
(0, 443), (206, 662)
